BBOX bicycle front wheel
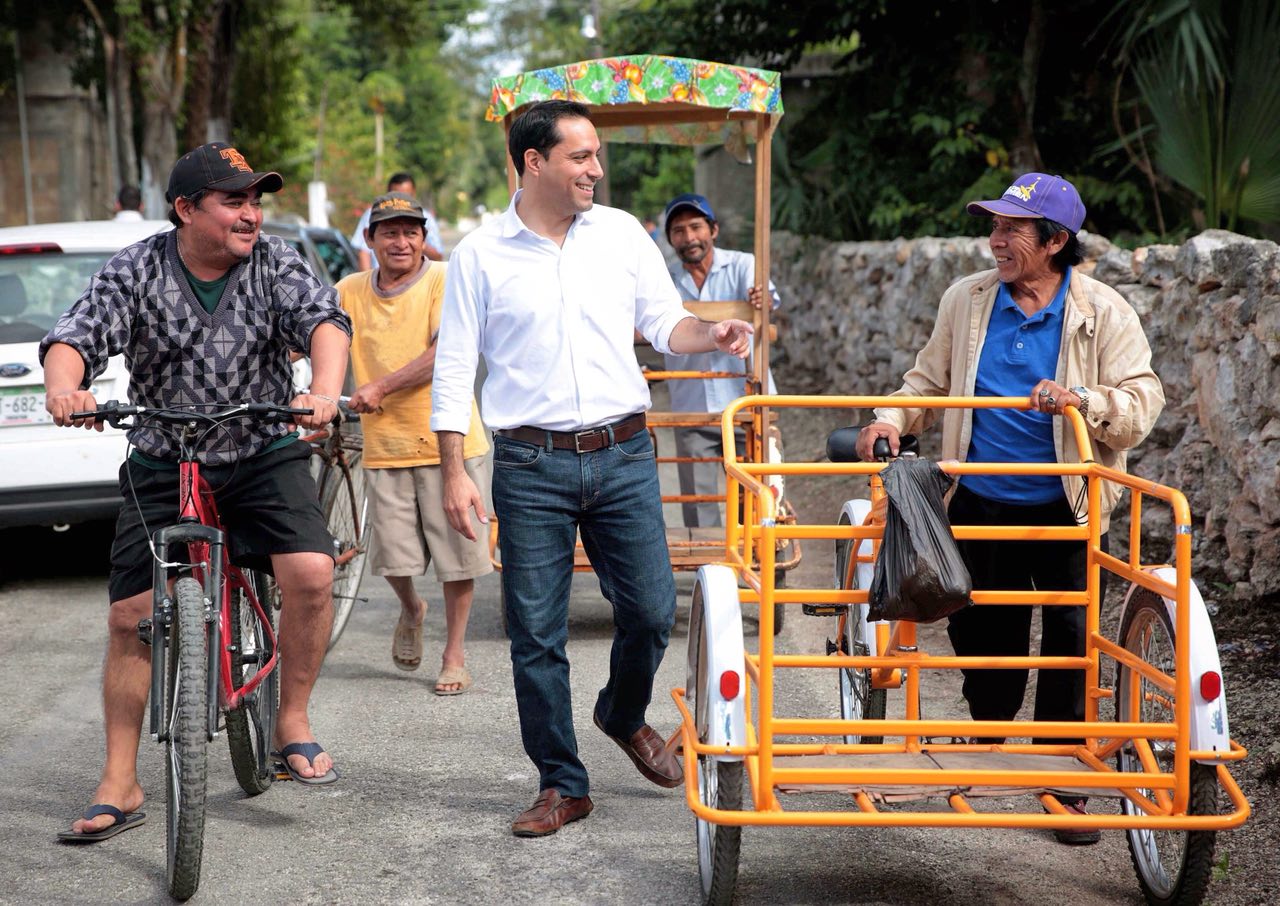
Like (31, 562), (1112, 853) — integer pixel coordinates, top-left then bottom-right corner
(320, 450), (371, 651)
(166, 577), (210, 901)
(225, 570), (278, 796)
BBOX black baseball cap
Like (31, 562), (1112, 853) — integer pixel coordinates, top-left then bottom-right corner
(165, 142), (284, 203)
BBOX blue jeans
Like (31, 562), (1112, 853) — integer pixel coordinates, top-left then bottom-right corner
(492, 428), (676, 798)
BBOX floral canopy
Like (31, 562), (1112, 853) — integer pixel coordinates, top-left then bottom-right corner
(485, 55), (783, 152)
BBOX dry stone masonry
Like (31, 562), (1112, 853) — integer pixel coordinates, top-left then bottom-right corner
(770, 229), (1280, 607)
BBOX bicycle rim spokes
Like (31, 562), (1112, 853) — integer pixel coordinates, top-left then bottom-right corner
(834, 531), (885, 745)
(322, 452), (370, 650)
(1117, 592), (1217, 906)
(166, 578), (210, 901)
(225, 572), (278, 796)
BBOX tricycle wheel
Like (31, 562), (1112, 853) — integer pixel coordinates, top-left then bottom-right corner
(1116, 587), (1219, 906)
(772, 566), (786, 635)
(834, 506), (885, 744)
(696, 757), (743, 906)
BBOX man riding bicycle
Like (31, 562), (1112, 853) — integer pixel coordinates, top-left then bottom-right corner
(42, 142), (352, 841)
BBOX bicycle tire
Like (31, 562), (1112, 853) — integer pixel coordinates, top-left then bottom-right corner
(225, 570), (278, 796)
(696, 758), (744, 906)
(166, 577), (210, 901)
(319, 450), (371, 651)
(1116, 588), (1219, 906)
(834, 515), (886, 744)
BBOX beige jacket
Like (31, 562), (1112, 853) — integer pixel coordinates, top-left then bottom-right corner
(874, 268), (1165, 531)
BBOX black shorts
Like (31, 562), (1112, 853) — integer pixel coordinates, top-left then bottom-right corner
(107, 439), (333, 603)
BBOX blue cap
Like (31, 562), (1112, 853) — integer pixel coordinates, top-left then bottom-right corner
(966, 173), (1086, 233)
(664, 193), (716, 227)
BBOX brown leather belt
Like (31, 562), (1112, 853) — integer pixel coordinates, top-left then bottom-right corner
(496, 413), (647, 454)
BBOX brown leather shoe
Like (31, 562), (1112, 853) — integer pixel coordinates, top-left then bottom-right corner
(511, 789), (593, 837)
(594, 711), (683, 788)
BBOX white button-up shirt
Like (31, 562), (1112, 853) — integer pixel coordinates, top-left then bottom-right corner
(665, 247), (779, 413)
(431, 193), (693, 433)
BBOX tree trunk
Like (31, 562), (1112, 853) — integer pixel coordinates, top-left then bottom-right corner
(1010, 0), (1046, 174)
(183, 2), (223, 151)
(113, 17), (138, 189)
(130, 5), (187, 216)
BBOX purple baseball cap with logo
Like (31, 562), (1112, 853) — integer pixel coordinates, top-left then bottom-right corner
(966, 172), (1086, 233)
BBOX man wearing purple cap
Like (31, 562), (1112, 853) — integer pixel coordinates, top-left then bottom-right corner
(855, 172), (1164, 845)
(44, 142), (352, 841)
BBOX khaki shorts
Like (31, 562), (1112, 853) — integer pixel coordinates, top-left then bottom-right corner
(365, 455), (494, 582)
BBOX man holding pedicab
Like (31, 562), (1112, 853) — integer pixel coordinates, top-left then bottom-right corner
(856, 172), (1165, 844)
(662, 192), (781, 528)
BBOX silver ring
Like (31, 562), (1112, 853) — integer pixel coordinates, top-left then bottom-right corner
(1038, 389), (1051, 397)
(1046, 395), (1056, 407)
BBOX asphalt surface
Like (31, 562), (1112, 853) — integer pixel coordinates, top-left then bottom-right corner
(1, 493), (1157, 906)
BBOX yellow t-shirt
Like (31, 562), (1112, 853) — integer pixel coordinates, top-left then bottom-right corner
(337, 262), (488, 468)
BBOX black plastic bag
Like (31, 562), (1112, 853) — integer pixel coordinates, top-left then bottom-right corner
(868, 459), (973, 623)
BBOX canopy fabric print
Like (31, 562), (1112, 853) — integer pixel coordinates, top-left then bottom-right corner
(486, 55), (783, 149)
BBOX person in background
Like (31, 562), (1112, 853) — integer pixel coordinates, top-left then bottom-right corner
(337, 192), (491, 694)
(112, 185), (144, 222)
(350, 172), (443, 268)
(855, 172), (1164, 846)
(662, 192), (780, 527)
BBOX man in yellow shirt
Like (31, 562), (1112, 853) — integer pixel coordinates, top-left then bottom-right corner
(337, 192), (491, 694)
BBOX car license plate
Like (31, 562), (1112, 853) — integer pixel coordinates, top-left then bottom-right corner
(0, 385), (52, 426)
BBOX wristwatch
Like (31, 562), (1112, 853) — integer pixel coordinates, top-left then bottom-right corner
(1069, 386), (1091, 416)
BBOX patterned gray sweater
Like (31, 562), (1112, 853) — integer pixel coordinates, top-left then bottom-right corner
(40, 230), (352, 464)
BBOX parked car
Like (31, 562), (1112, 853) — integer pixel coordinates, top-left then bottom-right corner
(0, 218), (353, 530)
(262, 220), (359, 285)
(0, 219), (172, 529)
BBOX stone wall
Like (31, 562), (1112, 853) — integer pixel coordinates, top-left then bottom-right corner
(770, 229), (1280, 606)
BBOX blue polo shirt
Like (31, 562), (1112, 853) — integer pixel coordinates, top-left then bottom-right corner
(963, 268), (1071, 504)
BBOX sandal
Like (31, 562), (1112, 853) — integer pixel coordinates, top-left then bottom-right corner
(434, 665), (473, 696)
(392, 619), (423, 671)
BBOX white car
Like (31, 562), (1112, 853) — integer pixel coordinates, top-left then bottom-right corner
(0, 219), (173, 529)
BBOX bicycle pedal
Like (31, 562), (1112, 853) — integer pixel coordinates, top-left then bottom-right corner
(137, 618), (153, 646)
(803, 603), (849, 617)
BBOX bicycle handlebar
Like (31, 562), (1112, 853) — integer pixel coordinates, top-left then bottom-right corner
(69, 401), (314, 429)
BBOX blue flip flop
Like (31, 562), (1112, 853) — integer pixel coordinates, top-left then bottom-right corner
(57, 804), (147, 843)
(272, 741), (339, 785)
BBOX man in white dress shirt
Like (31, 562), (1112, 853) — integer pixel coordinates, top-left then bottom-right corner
(431, 100), (753, 838)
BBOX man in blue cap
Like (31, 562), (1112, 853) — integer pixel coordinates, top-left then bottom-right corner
(855, 172), (1165, 845)
(662, 192), (781, 527)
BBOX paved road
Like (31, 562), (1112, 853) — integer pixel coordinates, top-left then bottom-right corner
(0, 501), (1152, 906)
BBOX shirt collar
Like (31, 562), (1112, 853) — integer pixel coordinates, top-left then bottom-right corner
(501, 189), (596, 240)
(996, 266), (1071, 322)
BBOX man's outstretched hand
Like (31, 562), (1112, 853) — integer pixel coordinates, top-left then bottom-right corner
(712, 318), (754, 358)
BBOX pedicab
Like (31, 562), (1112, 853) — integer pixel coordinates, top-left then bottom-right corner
(484, 56), (800, 631)
(678, 393), (1250, 905)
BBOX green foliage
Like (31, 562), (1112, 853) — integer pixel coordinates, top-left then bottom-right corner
(607, 145), (694, 221)
(1130, 0), (1280, 230)
(611, 0), (1279, 242)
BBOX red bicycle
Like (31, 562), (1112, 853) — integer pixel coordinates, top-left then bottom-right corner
(73, 400), (311, 901)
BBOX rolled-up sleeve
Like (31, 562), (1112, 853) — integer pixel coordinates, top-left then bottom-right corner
(633, 224), (692, 354)
(431, 243), (484, 434)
